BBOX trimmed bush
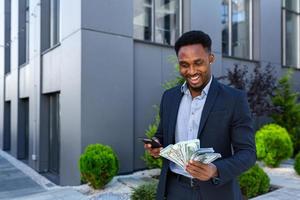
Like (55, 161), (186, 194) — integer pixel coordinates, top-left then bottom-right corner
(256, 124), (293, 167)
(238, 164), (270, 198)
(131, 182), (158, 200)
(79, 144), (119, 189)
(295, 152), (300, 175)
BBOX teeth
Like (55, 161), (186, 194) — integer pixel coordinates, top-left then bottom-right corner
(189, 75), (199, 80)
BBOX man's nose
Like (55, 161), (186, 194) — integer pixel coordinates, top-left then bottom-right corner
(188, 65), (196, 75)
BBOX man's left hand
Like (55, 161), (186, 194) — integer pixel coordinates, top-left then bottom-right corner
(186, 160), (218, 181)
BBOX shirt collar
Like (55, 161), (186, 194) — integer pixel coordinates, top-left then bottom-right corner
(181, 76), (213, 97)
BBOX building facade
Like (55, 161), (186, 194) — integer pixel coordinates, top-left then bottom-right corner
(0, 0), (299, 185)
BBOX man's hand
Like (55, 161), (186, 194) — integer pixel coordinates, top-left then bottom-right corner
(186, 160), (218, 181)
(144, 143), (162, 158)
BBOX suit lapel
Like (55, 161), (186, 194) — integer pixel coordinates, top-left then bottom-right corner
(197, 78), (220, 138)
(168, 87), (183, 144)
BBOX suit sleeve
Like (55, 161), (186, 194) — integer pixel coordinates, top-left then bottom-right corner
(213, 92), (256, 187)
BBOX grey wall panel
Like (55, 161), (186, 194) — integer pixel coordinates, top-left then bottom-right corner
(133, 42), (175, 169)
(81, 30), (134, 173)
(260, 0), (281, 64)
(81, 0), (133, 37)
(0, 0), (4, 149)
(190, 0), (222, 54)
(19, 64), (31, 98)
(212, 53), (222, 78)
(222, 57), (258, 74)
(4, 74), (13, 101)
(8, 0), (19, 157)
(292, 71), (300, 93)
(59, 32), (82, 185)
(42, 45), (61, 94)
(60, 0), (81, 40)
(253, 0), (261, 61)
(161, 48), (178, 83)
(8, 72), (18, 157)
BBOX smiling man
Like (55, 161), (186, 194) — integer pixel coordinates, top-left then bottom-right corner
(144, 30), (256, 200)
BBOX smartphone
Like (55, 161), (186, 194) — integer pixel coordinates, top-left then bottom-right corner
(139, 137), (162, 148)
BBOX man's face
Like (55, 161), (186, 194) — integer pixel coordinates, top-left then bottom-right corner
(178, 44), (214, 92)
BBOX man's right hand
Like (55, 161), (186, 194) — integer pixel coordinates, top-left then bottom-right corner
(144, 143), (163, 158)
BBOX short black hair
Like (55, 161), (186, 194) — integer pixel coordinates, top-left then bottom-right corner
(174, 30), (212, 55)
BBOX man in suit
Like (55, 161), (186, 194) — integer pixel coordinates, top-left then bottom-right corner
(144, 30), (256, 200)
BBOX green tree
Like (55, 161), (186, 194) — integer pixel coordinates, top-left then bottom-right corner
(271, 69), (300, 155)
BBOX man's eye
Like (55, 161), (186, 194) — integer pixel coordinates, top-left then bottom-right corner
(180, 63), (189, 68)
(195, 61), (203, 66)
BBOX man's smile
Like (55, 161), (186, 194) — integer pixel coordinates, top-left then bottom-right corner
(188, 74), (201, 85)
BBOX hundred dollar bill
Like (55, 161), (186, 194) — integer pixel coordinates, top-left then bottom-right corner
(159, 139), (222, 169)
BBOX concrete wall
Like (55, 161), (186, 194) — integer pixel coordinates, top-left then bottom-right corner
(0, 0), (4, 149)
(8, 0), (20, 158)
(57, 0), (82, 185)
(133, 42), (176, 168)
(80, 0), (135, 175)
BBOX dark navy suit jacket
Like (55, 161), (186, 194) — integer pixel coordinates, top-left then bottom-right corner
(155, 77), (256, 200)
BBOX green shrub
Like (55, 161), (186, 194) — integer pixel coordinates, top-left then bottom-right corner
(142, 110), (163, 169)
(131, 182), (158, 200)
(79, 143), (119, 189)
(238, 164), (270, 198)
(271, 69), (300, 155)
(295, 152), (300, 175)
(256, 124), (293, 167)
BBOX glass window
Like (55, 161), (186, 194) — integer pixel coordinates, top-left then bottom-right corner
(133, 0), (153, 42)
(19, 0), (29, 66)
(41, 0), (60, 52)
(222, 0), (229, 55)
(285, 12), (298, 67)
(284, 0), (300, 12)
(50, 0), (60, 46)
(25, 0), (29, 61)
(231, 0), (250, 58)
(134, 0), (181, 45)
(282, 0), (300, 68)
(4, 0), (11, 74)
(221, 0), (252, 59)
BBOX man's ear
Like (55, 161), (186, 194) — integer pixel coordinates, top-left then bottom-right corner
(209, 54), (215, 64)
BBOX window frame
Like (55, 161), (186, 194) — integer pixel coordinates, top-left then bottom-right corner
(222, 0), (253, 60)
(133, 0), (183, 46)
(282, 0), (300, 69)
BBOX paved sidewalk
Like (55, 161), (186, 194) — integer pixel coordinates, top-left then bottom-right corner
(252, 162), (300, 200)
(0, 155), (45, 199)
(0, 150), (88, 200)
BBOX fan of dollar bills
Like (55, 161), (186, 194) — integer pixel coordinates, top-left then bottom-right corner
(159, 139), (221, 169)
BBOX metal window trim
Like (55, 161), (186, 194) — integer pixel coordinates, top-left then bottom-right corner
(249, 0), (253, 60)
(228, 0), (232, 56)
(179, 0), (183, 35)
(297, 12), (300, 68)
(282, 9), (286, 66)
(151, 0), (155, 42)
(25, 0), (30, 63)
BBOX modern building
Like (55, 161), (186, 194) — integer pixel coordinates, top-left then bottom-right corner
(0, 0), (299, 185)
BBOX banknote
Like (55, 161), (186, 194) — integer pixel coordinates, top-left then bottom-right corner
(159, 139), (221, 169)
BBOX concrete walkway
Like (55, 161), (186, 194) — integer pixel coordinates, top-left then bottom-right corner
(0, 150), (88, 200)
(252, 162), (300, 200)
